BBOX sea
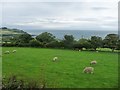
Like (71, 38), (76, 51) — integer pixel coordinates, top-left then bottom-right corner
(24, 30), (118, 40)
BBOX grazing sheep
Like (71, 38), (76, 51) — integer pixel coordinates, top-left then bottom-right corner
(4, 51), (10, 54)
(12, 50), (17, 53)
(79, 50), (81, 51)
(83, 67), (94, 74)
(53, 57), (58, 62)
(90, 60), (97, 65)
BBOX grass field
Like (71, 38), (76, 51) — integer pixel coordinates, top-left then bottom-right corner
(2, 47), (118, 88)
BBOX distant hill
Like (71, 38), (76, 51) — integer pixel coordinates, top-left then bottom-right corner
(0, 27), (27, 36)
(0, 27), (28, 43)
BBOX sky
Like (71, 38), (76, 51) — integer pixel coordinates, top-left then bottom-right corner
(1, 0), (119, 31)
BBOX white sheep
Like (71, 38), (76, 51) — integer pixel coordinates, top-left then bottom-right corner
(79, 50), (81, 51)
(83, 67), (94, 74)
(4, 51), (10, 54)
(90, 60), (97, 65)
(53, 57), (58, 62)
(12, 50), (17, 53)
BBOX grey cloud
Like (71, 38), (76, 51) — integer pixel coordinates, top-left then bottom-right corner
(2, 2), (117, 31)
(74, 18), (97, 22)
(92, 7), (109, 10)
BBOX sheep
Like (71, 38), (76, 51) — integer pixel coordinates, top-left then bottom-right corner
(4, 51), (10, 54)
(90, 60), (97, 65)
(79, 50), (81, 51)
(12, 50), (17, 53)
(83, 67), (94, 74)
(53, 57), (58, 62)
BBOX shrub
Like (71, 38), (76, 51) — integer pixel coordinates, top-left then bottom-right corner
(29, 39), (42, 47)
(2, 75), (45, 90)
(46, 41), (61, 48)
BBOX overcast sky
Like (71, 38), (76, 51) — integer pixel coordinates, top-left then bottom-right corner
(1, 0), (119, 31)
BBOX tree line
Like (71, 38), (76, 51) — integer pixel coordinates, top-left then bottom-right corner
(2, 32), (120, 52)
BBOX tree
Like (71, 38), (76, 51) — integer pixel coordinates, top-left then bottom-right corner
(90, 36), (103, 50)
(79, 38), (93, 49)
(116, 39), (120, 50)
(73, 42), (83, 50)
(46, 41), (61, 48)
(18, 34), (33, 43)
(62, 35), (75, 49)
(73, 38), (92, 50)
(29, 39), (43, 47)
(1, 27), (8, 29)
(103, 34), (119, 52)
(36, 32), (56, 45)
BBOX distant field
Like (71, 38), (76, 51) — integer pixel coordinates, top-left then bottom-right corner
(0, 29), (19, 35)
(2, 47), (118, 88)
(0, 29), (25, 35)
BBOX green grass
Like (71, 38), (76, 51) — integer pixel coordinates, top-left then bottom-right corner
(2, 47), (118, 88)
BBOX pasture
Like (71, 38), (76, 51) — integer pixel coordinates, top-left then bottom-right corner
(2, 47), (118, 88)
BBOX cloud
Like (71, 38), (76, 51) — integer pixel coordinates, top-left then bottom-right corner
(1, 0), (119, 2)
(91, 7), (109, 10)
(2, 1), (118, 31)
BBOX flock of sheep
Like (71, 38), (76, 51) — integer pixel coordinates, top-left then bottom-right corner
(53, 57), (97, 74)
(2, 49), (97, 74)
(0, 50), (17, 57)
(4, 50), (17, 54)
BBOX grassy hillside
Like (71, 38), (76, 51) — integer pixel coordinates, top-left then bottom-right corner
(0, 28), (27, 43)
(2, 47), (118, 88)
(0, 28), (26, 35)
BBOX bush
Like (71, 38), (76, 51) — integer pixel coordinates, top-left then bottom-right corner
(29, 39), (43, 47)
(2, 75), (45, 90)
(36, 32), (56, 44)
(45, 41), (61, 48)
(61, 35), (75, 49)
(73, 43), (83, 50)
(17, 43), (30, 47)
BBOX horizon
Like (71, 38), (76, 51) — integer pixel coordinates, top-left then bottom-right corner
(0, 26), (118, 32)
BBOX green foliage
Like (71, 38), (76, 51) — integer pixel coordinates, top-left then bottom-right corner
(79, 38), (93, 49)
(90, 36), (103, 50)
(62, 35), (75, 49)
(18, 34), (33, 43)
(1, 27), (27, 45)
(2, 75), (45, 89)
(29, 39), (43, 47)
(1, 27), (8, 29)
(36, 32), (56, 44)
(103, 34), (119, 52)
(2, 31), (119, 52)
(73, 38), (93, 50)
(2, 43), (16, 47)
(46, 41), (61, 48)
(64, 35), (74, 42)
(73, 42), (83, 50)
(116, 39), (120, 50)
